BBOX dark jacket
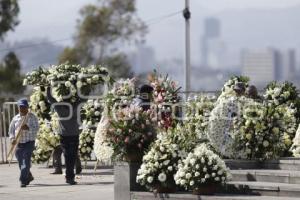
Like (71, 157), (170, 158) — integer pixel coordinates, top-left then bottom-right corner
(47, 87), (82, 136)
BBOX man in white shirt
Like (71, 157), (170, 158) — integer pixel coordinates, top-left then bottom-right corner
(9, 99), (39, 187)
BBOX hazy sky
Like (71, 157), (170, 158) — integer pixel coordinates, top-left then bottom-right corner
(5, 0), (300, 62)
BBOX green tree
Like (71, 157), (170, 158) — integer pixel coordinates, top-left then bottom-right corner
(0, 52), (25, 94)
(59, 0), (146, 78)
(0, 0), (19, 40)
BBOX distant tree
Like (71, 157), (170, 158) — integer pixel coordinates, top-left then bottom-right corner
(0, 0), (19, 40)
(0, 52), (25, 94)
(59, 0), (146, 78)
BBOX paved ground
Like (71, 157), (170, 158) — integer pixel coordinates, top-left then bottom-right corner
(0, 162), (114, 200)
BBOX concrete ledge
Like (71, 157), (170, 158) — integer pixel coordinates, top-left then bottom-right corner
(226, 181), (300, 197)
(225, 159), (300, 171)
(130, 192), (300, 200)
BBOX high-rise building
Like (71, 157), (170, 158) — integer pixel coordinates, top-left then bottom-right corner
(201, 17), (226, 70)
(280, 49), (296, 80)
(241, 48), (296, 87)
(203, 18), (221, 39)
(128, 44), (156, 74)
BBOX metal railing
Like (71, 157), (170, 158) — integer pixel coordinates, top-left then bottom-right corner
(0, 102), (18, 164)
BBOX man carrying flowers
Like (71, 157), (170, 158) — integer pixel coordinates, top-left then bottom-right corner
(9, 99), (39, 187)
(46, 87), (83, 185)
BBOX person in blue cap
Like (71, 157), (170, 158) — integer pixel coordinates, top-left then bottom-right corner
(8, 98), (39, 188)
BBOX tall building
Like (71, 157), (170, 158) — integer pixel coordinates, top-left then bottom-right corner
(241, 48), (296, 87)
(128, 44), (156, 74)
(280, 49), (296, 80)
(201, 17), (226, 70)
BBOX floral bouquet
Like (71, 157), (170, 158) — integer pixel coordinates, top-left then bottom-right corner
(105, 105), (156, 162)
(29, 86), (51, 120)
(233, 99), (297, 160)
(148, 70), (181, 130)
(185, 95), (216, 140)
(32, 120), (60, 164)
(24, 64), (111, 103)
(94, 113), (114, 164)
(232, 100), (268, 159)
(174, 144), (231, 194)
(104, 78), (136, 113)
(264, 81), (300, 121)
(79, 128), (95, 161)
(265, 104), (297, 158)
(136, 125), (199, 192)
(23, 67), (50, 86)
(78, 99), (102, 161)
(136, 132), (181, 192)
(93, 79), (136, 163)
(218, 75), (249, 100)
(207, 95), (248, 158)
(81, 99), (102, 129)
(291, 125), (300, 157)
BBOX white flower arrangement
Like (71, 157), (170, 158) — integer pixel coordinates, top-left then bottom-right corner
(185, 95), (216, 140)
(264, 81), (298, 107)
(104, 78), (136, 114)
(174, 144), (231, 190)
(218, 76), (249, 101)
(136, 132), (182, 191)
(136, 125), (198, 191)
(94, 113), (114, 164)
(232, 99), (297, 160)
(81, 99), (103, 129)
(29, 86), (51, 120)
(207, 96), (247, 158)
(24, 64), (111, 103)
(79, 128), (95, 161)
(32, 119), (60, 164)
(291, 125), (300, 157)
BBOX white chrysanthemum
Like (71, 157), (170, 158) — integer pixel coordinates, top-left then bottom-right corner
(76, 81), (83, 88)
(158, 173), (167, 182)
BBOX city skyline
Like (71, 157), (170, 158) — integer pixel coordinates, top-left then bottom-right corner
(2, 1), (300, 64)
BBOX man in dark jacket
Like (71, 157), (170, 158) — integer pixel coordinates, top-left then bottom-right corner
(47, 87), (82, 185)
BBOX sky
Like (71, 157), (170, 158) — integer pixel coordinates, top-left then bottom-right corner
(5, 0), (300, 62)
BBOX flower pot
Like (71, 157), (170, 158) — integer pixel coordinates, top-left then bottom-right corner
(192, 185), (217, 195)
(124, 151), (143, 162)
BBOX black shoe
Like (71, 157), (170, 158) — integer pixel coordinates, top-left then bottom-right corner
(26, 175), (34, 185)
(76, 167), (82, 175)
(66, 179), (77, 185)
(51, 170), (63, 175)
(20, 183), (27, 188)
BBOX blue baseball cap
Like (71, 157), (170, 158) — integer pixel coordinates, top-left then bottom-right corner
(18, 98), (29, 108)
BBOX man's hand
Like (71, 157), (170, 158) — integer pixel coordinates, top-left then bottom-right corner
(21, 124), (29, 131)
(11, 139), (17, 145)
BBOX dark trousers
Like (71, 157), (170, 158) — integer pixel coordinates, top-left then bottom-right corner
(52, 145), (81, 172)
(15, 141), (35, 184)
(60, 136), (79, 180)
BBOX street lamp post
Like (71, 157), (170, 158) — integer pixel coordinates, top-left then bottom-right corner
(183, 0), (191, 97)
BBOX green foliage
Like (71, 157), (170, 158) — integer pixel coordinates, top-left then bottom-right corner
(59, 0), (146, 78)
(0, 52), (25, 94)
(0, 0), (19, 40)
